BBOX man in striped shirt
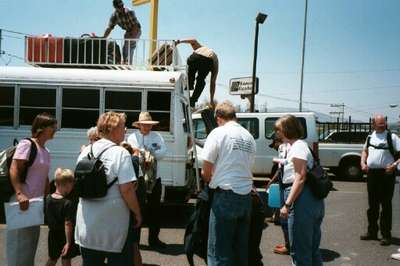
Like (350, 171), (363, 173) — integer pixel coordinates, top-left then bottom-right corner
(104, 0), (141, 64)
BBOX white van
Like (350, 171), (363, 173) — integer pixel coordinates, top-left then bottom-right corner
(0, 66), (199, 201)
(192, 112), (319, 182)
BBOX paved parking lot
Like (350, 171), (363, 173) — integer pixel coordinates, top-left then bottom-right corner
(1, 178), (400, 265)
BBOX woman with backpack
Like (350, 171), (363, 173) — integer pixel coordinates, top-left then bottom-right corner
(6, 112), (58, 266)
(75, 111), (142, 266)
(275, 115), (325, 266)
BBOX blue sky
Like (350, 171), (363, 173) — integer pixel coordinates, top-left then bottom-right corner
(1, 0), (399, 122)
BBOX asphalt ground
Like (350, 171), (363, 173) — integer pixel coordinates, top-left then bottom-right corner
(1, 177), (400, 265)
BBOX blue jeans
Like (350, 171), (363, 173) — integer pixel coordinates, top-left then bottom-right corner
(208, 189), (252, 266)
(284, 185), (325, 266)
(280, 185), (290, 249)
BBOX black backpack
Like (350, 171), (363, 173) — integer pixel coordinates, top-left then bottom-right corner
(306, 147), (333, 199)
(74, 144), (118, 199)
(0, 138), (38, 202)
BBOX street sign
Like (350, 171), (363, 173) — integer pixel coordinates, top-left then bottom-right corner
(229, 77), (259, 95)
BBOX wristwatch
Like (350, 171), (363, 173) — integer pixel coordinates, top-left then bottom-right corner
(284, 202), (292, 208)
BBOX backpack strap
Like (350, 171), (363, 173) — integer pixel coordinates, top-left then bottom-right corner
(366, 135), (371, 149)
(107, 177), (119, 188)
(387, 130), (396, 159)
(24, 138), (38, 168)
(89, 143), (119, 188)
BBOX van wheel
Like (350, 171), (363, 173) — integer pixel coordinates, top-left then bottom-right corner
(341, 161), (363, 180)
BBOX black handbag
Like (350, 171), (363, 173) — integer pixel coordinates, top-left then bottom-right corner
(306, 147), (333, 199)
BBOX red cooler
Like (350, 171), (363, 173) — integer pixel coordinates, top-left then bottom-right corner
(27, 35), (63, 64)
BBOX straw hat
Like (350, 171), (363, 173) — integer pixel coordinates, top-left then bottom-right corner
(132, 112), (159, 127)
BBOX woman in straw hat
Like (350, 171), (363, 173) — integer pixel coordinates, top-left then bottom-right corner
(127, 112), (167, 249)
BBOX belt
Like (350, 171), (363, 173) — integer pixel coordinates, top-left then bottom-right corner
(281, 183), (293, 189)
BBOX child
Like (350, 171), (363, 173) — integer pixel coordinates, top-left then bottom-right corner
(45, 168), (79, 266)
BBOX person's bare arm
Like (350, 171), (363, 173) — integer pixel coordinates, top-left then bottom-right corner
(209, 56), (218, 105)
(103, 27), (113, 38)
(175, 39), (201, 50)
(361, 148), (368, 172)
(201, 160), (214, 183)
(9, 159), (29, 210)
(280, 158), (307, 219)
(119, 182), (142, 228)
(61, 221), (73, 256)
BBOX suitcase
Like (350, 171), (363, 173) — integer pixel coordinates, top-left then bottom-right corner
(63, 36), (121, 65)
(26, 35), (63, 64)
(151, 44), (173, 66)
(78, 35), (108, 64)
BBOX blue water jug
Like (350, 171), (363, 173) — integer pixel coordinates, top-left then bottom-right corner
(268, 183), (281, 208)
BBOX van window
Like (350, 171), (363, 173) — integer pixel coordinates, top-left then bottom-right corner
(265, 117), (308, 139)
(20, 87), (56, 125)
(62, 88), (99, 128)
(193, 119), (207, 139)
(147, 91), (171, 131)
(238, 118), (259, 139)
(105, 90), (142, 128)
(193, 117), (259, 140)
(0, 86), (14, 126)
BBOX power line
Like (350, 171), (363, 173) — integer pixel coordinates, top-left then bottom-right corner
(1, 51), (25, 61)
(2, 34), (25, 40)
(0, 28), (30, 36)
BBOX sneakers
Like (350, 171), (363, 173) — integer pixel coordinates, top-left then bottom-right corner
(273, 244), (289, 255)
(360, 232), (378, 241)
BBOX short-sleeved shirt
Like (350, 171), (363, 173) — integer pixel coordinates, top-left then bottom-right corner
(127, 130), (167, 177)
(45, 195), (76, 231)
(201, 121), (256, 195)
(12, 139), (50, 199)
(75, 138), (136, 252)
(108, 8), (141, 32)
(281, 140), (313, 184)
(364, 130), (400, 169)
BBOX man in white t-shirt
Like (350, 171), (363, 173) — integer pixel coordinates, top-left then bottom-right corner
(201, 101), (256, 265)
(127, 112), (167, 249)
(360, 114), (400, 246)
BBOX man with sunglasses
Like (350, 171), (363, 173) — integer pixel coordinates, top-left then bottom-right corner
(104, 0), (141, 64)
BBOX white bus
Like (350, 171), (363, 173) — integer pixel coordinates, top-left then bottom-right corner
(0, 66), (198, 202)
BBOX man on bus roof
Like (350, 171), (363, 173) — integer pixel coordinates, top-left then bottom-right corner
(175, 39), (219, 108)
(104, 0), (141, 64)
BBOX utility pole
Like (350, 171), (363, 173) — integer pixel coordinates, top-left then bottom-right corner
(132, 0), (159, 55)
(330, 103), (345, 123)
(0, 29), (3, 57)
(299, 0), (308, 112)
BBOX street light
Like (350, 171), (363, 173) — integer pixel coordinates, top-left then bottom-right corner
(250, 12), (267, 112)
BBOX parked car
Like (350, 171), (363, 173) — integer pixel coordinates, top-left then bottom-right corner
(318, 128), (371, 180)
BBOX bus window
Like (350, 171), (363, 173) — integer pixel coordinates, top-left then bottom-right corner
(105, 90), (142, 127)
(0, 86), (14, 126)
(20, 87), (56, 125)
(62, 88), (99, 128)
(147, 91), (171, 131)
